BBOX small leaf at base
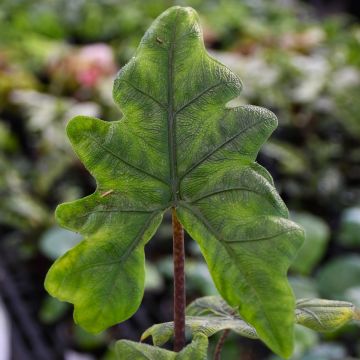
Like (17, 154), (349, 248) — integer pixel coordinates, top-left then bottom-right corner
(142, 296), (360, 356)
(116, 333), (208, 360)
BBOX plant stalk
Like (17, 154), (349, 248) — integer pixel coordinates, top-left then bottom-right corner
(214, 329), (230, 360)
(172, 208), (186, 352)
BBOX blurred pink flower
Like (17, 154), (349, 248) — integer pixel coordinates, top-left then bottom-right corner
(48, 43), (117, 89)
(75, 44), (116, 87)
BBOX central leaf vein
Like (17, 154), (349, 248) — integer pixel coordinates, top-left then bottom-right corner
(167, 9), (180, 202)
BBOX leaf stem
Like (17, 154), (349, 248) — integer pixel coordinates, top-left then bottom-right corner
(172, 208), (186, 352)
(214, 329), (230, 360)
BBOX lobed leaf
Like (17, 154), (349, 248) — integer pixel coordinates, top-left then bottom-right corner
(45, 208), (163, 333)
(45, 6), (304, 356)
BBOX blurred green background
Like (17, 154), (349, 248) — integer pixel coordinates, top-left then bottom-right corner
(0, 0), (360, 359)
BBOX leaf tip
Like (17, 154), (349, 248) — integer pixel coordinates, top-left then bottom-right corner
(163, 5), (198, 17)
(73, 307), (107, 335)
(140, 333), (148, 342)
(66, 115), (85, 139)
(54, 202), (74, 230)
(254, 318), (294, 359)
(140, 327), (152, 342)
(261, 106), (278, 130)
(268, 335), (294, 360)
(66, 115), (105, 145)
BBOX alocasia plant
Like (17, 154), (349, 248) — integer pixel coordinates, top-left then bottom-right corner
(45, 5), (309, 358)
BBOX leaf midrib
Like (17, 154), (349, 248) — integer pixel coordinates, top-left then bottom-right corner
(167, 9), (180, 202)
(164, 13), (260, 205)
(178, 117), (264, 185)
(165, 11), (233, 205)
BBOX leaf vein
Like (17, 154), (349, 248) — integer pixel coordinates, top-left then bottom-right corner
(179, 117), (264, 182)
(76, 208), (159, 219)
(88, 135), (168, 185)
(121, 79), (167, 110)
(175, 81), (225, 114)
(227, 229), (298, 244)
(59, 211), (161, 277)
(299, 308), (323, 327)
(189, 187), (284, 216)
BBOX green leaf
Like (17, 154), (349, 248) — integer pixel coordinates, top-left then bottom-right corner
(290, 212), (330, 275)
(115, 333), (208, 360)
(142, 315), (257, 346)
(295, 298), (360, 332)
(45, 207), (163, 333)
(186, 295), (236, 318)
(44, 6), (303, 356)
(316, 255), (360, 299)
(141, 296), (360, 348)
(142, 295), (254, 346)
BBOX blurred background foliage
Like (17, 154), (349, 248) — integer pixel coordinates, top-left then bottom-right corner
(0, 0), (359, 359)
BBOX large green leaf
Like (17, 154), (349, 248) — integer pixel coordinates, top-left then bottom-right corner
(45, 6), (303, 356)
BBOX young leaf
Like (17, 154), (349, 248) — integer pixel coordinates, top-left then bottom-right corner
(141, 316), (258, 347)
(295, 298), (360, 332)
(44, 6), (303, 356)
(141, 296), (360, 348)
(115, 333), (208, 360)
